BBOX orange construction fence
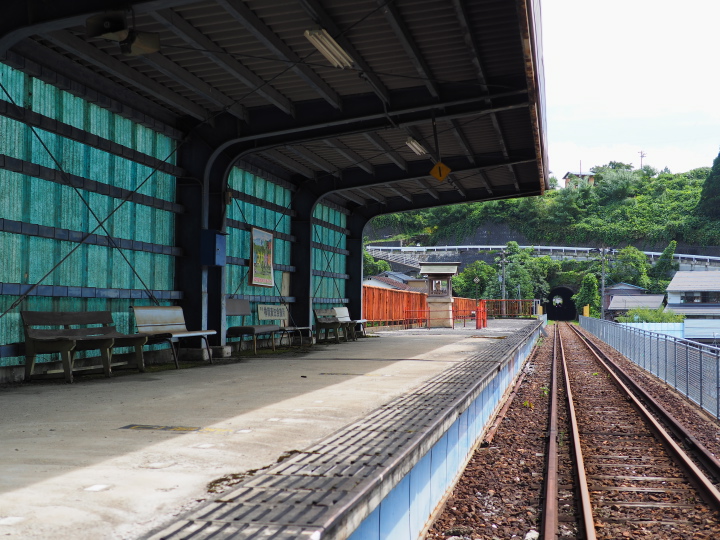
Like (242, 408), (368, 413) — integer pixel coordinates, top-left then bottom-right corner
(362, 286), (491, 329)
(485, 299), (534, 318)
(362, 286), (427, 327)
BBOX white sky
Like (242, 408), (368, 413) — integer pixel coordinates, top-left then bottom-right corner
(542, 0), (720, 180)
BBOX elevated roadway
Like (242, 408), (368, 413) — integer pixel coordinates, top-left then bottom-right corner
(367, 245), (720, 272)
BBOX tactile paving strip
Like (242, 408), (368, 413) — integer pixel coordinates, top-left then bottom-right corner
(145, 321), (540, 540)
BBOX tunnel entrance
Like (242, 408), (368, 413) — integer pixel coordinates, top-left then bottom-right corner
(545, 287), (577, 321)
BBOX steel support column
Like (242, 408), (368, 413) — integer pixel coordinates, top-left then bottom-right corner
(177, 114), (240, 346)
(346, 213), (369, 322)
(289, 189), (317, 329)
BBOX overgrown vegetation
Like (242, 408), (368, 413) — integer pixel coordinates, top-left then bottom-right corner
(447, 240), (675, 305)
(371, 159), (718, 247)
(615, 308), (685, 323)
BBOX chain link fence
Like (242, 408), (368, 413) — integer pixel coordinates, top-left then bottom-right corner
(580, 316), (720, 420)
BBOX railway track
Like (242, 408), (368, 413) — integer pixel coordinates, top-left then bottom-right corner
(545, 322), (720, 539)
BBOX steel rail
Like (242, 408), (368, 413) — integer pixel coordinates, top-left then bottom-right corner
(568, 323), (720, 512)
(541, 324), (560, 539)
(575, 324), (720, 484)
(560, 324), (597, 540)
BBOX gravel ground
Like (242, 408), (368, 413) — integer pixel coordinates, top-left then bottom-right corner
(425, 323), (720, 540)
(425, 330), (552, 540)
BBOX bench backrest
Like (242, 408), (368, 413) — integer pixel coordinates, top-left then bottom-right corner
(21, 310), (116, 339)
(314, 309), (339, 323)
(226, 298), (251, 318)
(132, 306), (188, 334)
(333, 307), (352, 322)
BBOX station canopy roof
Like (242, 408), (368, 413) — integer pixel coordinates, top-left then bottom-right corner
(419, 263), (461, 275)
(1, 0), (547, 218)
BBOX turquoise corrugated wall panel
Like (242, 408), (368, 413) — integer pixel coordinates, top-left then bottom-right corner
(310, 205), (347, 303)
(226, 167), (290, 301)
(0, 63), (27, 106)
(0, 62), (178, 365)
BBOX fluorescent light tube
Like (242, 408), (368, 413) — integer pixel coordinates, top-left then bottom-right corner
(304, 28), (354, 69)
(406, 138), (427, 155)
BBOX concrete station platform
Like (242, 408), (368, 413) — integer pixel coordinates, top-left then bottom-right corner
(0, 320), (537, 539)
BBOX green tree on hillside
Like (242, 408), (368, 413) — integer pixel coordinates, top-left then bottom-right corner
(696, 150), (720, 218)
(609, 246), (650, 289)
(648, 240), (679, 293)
(452, 260), (496, 299)
(363, 251), (390, 276)
(573, 273), (601, 317)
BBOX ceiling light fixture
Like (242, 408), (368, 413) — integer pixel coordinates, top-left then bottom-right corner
(304, 28), (354, 69)
(406, 137), (427, 156)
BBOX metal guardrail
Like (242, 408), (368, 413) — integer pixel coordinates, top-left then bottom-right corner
(368, 245), (720, 268)
(580, 316), (720, 420)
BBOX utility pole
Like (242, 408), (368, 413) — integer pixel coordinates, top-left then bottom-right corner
(499, 250), (507, 317)
(639, 150), (646, 169)
(600, 248), (607, 321)
(500, 251), (507, 300)
(591, 246), (614, 320)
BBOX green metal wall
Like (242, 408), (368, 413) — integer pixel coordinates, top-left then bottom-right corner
(312, 204), (347, 308)
(226, 167), (291, 330)
(0, 63), (177, 367)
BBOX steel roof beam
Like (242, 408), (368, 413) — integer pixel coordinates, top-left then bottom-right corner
(388, 186), (412, 203)
(415, 178), (440, 200)
(324, 139), (374, 175)
(447, 176), (467, 198)
(450, 0), (489, 91)
(337, 191), (365, 206)
(286, 146), (340, 177)
(0, 0), (199, 55)
(141, 53), (247, 121)
(450, 0), (521, 192)
(43, 31), (209, 120)
(298, 0), (390, 105)
(323, 155), (535, 193)
(355, 187), (385, 204)
(229, 90), (527, 147)
(260, 149), (314, 179)
(151, 9), (294, 116)
(216, 0), (342, 110)
(355, 186), (543, 220)
(479, 171), (495, 195)
(378, 0), (440, 98)
(363, 132), (407, 171)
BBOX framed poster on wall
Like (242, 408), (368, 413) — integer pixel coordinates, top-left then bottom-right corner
(250, 227), (274, 287)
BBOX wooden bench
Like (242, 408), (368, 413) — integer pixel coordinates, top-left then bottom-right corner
(21, 311), (148, 383)
(333, 307), (367, 340)
(313, 309), (343, 343)
(131, 306), (216, 368)
(226, 299), (283, 354)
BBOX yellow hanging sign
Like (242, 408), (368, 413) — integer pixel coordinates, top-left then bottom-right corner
(430, 161), (451, 182)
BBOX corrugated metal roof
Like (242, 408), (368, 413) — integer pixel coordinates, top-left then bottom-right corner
(419, 263), (461, 275)
(667, 271), (720, 292)
(608, 295), (664, 310)
(4, 0), (546, 213)
(666, 304), (720, 316)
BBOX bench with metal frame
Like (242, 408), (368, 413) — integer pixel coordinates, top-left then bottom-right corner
(332, 307), (367, 340)
(21, 310), (148, 383)
(226, 299), (284, 354)
(131, 306), (215, 368)
(313, 308), (344, 343)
